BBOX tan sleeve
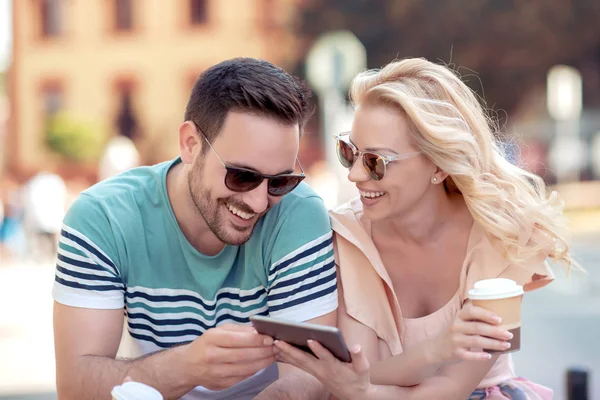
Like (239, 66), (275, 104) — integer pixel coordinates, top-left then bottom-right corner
(462, 238), (554, 302)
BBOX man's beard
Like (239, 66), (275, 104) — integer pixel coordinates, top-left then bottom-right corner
(187, 159), (260, 246)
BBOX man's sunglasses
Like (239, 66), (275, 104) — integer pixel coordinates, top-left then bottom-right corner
(334, 132), (420, 180)
(194, 123), (305, 196)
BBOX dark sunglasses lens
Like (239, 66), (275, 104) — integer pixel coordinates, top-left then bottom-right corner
(336, 140), (354, 168)
(363, 153), (386, 180)
(225, 168), (263, 192)
(268, 175), (305, 196)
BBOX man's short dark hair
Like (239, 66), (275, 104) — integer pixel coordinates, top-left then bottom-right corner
(185, 58), (313, 147)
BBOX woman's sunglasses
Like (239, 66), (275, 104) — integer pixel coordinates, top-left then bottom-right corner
(334, 132), (421, 180)
(195, 123), (305, 196)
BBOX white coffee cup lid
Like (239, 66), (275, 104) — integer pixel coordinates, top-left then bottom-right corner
(111, 382), (163, 400)
(468, 278), (524, 300)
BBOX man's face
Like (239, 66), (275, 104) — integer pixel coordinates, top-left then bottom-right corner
(188, 112), (300, 246)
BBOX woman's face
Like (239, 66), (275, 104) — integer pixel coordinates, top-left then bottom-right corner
(346, 104), (438, 221)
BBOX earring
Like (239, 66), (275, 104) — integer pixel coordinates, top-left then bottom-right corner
(432, 177), (438, 183)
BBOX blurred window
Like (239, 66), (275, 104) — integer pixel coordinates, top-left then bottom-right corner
(114, 0), (134, 31)
(40, 0), (63, 37)
(114, 80), (139, 140)
(189, 0), (207, 25)
(41, 83), (63, 118)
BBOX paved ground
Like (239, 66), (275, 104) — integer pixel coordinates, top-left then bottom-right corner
(0, 233), (598, 400)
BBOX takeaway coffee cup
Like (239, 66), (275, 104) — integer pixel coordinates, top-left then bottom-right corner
(468, 278), (524, 354)
(111, 381), (163, 400)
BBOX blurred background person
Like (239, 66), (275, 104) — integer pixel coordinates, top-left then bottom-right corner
(98, 136), (140, 181)
(21, 172), (67, 263)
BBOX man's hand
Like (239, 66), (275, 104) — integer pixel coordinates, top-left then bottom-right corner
(185, 324), (277, 391)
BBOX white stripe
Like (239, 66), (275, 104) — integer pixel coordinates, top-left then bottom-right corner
(268, 277), (337, 308)
(127, 284), (265, 306)
(57, 247), (94, 264)
(53, 281), (125, 309)
(55, 269), (124, 289)
(268, 241), (333, 282)
(127, 292), (267, 313)
(268, 262), (335, 297)
(127, 303), (269, 330)
(270, 291), (338, 322)
(57, 258), (119, 279)
(59, 236), (117, 276)
(62, 224), (116, 266)
(269, 231), (332, 271)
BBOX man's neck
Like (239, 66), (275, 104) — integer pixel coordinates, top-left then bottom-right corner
(166, 163), (226, 256)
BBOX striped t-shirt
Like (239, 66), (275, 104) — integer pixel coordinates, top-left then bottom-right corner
(52, 158), (338, 400)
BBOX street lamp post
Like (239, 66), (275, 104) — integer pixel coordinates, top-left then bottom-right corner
(305, 31), (366, 206)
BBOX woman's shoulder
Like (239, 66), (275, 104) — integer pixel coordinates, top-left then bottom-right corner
(462, 223), (554, 299)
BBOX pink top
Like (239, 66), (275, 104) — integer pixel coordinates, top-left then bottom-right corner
(330, 198), (554, 388)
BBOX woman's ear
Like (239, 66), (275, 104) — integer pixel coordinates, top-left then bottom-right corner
(431, 167), (449, 184)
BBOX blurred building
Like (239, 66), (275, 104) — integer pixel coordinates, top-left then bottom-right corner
(6, 0), (301, 181)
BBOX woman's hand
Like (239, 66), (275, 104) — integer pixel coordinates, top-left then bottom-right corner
(274, 339), (371, 400)
(433, 302), (513, 363)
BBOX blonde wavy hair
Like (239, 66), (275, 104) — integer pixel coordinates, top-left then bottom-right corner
(350, 58), (574, 270)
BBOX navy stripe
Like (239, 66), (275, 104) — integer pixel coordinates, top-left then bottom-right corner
(126, 288), (267, 311)
(128, 331), (192, 349)
(270, 236), (333, 277)
(268, 269), (337, 302)
(269, 285), (337, 312)
(126, 311), (259, 331)
(269, 260), (335, 292)
(56, 265), (123, 284)
(57, 253), (115, 275)
(55, 275), (123, 292)
(61, 229), (118, 275)
(268, 281), (338, 313)
(128, 322), (204, 338)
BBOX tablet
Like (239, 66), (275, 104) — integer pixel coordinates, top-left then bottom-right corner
(250, 315), (352, 363)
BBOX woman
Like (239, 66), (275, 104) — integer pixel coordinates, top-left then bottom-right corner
(274, 58), (574, 399)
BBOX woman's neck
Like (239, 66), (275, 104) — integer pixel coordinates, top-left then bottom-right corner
(372, 189), (464, 246)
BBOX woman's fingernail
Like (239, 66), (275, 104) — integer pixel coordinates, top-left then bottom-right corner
(351, 344), (361, 353)
(484, 353), (492, 359)
(494, 316), (502, 324)
(504, 342), (511, 349)
(505, 332), (514, 340)
(307, 339), (314, 345)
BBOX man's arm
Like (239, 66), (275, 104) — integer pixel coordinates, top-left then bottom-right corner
(254, 311), (336, 400)
(55, 303), (277, 400)
(54, 303), (197, 400)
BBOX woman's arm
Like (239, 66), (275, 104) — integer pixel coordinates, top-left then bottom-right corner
(275, 335), (498, 400)
(368, 302), (512, 387)
(336, 281), (443, 387)
(366, 356), (498, 400)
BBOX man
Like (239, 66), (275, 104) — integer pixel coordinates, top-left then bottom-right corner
(53, 58), (337, 399)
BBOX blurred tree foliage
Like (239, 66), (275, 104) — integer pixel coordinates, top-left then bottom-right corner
(45, 112), (106, 163)
(291, 0), (600, 118)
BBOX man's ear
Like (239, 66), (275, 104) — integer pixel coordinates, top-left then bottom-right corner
(179, 121), (201, 165)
